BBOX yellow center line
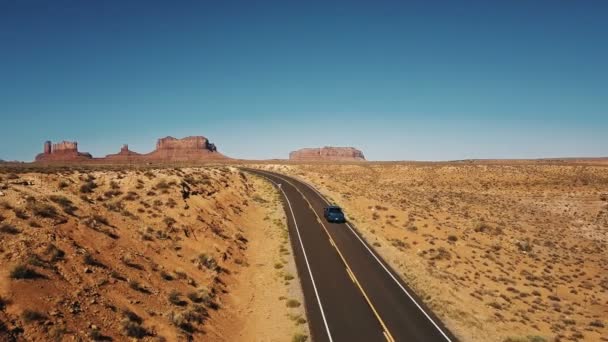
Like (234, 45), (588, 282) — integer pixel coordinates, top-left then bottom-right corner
(276, 175), (396, 342)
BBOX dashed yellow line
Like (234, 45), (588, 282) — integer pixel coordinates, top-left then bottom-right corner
(275, 175), (396, 342)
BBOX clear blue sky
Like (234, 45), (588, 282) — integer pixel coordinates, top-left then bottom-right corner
(1, 0), (606, 161)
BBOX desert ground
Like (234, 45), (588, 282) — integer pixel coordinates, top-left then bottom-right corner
(257, 163), (608, 342)
(0, 166), (309, 341)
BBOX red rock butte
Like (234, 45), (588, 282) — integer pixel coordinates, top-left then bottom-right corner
(289, 146), (366, 161)
(36, 141), (93, 162)
(35, 136), (227, 163)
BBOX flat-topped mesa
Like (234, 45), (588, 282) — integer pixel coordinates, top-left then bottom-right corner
(289, 146), (366, 161)
(35, 140), (92, 162)
(144, 136), (225, 161)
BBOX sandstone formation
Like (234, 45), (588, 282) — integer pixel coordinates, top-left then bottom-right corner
(144, 136), (223, 161)
(34, 136), (226, 163)
(289, 146), (366, 161)
(35, 140), (93, 162)
(104, 144), (142, 161)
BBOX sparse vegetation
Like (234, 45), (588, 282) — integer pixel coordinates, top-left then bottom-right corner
(10, 264), (43, 279)
(286, 299), (301, 308)
(292, 333), (309, 342)
(28, 201), (60, 219)
(49, 195), (78, 215)
(0, 224), (20, 234)
(21, 309), (46, 323)
(80, 180), (97, 193)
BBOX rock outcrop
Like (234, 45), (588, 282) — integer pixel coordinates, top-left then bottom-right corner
(35, 140), (93, 162)
(289, 146), (366, 161)
(34, 136), (226, 163)
(104, 144), (142, 161)
(143, 136), (224, 161)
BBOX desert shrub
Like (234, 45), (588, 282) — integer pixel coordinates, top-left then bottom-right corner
(122, 257), (144, 270)
(14, 208), (29, 219)
(516, 239), (533, 252)
(123, 321), (146, 338)
(10, 264), (43, 279)
(504, 337), (547, 342)
(104, 189), (123, 198)
(0, 224), (20, 234)
(168, 290), (187, 306)
(88, 327), (103, 340)
(110, 180), (120, 190)
(140, 227), (154, 241)
(80, 181), (97, 193)
(28, 202), (60, 219)
(122, 321), (148, 338)
(474, 222), (491, 233)
(590, 320), (604, 328)
(58, 180), (69, 189)
(447, 235), (458, 242)
(286, 299), (301, 308)
(83, 254), (105, 268)
(122, 309), (142, 323)
(163, 217), (176, 228)
(168, 307), (208, 333)
(186, 288), (214, 306)
(293, 334), (309, 342)
(110, 270), (127, 281)
(196, 254), (217, 270)
(166, 198), (177, 208)
(128, 280), (149, 293)
(160, 271), (174, 281)
(92, 215), (110, 226)
(22, 309), (46, 323)
(0, 296), (6, 310)
(406, 223), (418, 232)
(155, 180), (170, 190)
(27, 254), (48, 268)
(124, 192), (138, 201)
(49, 195), (78, 215)
(105, 200), (125, 213)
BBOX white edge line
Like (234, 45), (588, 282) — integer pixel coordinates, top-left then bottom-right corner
(256, 172), (334, 342)
(270, 171), (453, 342)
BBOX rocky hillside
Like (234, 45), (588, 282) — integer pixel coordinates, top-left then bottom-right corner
(0, 166), (306, 341)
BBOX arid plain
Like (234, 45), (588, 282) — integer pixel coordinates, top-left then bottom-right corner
(257, 162), (608, 342)
(1, 161), (607, 342)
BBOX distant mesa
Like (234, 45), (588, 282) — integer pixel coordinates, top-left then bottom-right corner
(289, 146), (366, 161)
(104, 144), (142, 161)
(36, 141), (93, 162)
(144, 136), (223, 161)
(35, 136), (227, 163)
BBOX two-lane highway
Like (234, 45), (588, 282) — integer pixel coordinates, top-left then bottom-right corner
(244, 168), (456, 342)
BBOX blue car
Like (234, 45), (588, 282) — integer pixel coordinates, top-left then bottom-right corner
(324, 206), (346, 223)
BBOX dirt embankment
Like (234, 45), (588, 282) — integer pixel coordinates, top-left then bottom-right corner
(0, 167), (308, 341)
(258, 163), (608, 342)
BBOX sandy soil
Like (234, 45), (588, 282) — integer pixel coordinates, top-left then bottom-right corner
(0, 166), (308, 341)
(219, 174), (310, 342)
(256, 163), (608, 342)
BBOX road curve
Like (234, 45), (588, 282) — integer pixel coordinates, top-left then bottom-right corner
(243, 168), (457, 342)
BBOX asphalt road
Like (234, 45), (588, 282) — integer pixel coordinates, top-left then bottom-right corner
(244, 168), (457, 342)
